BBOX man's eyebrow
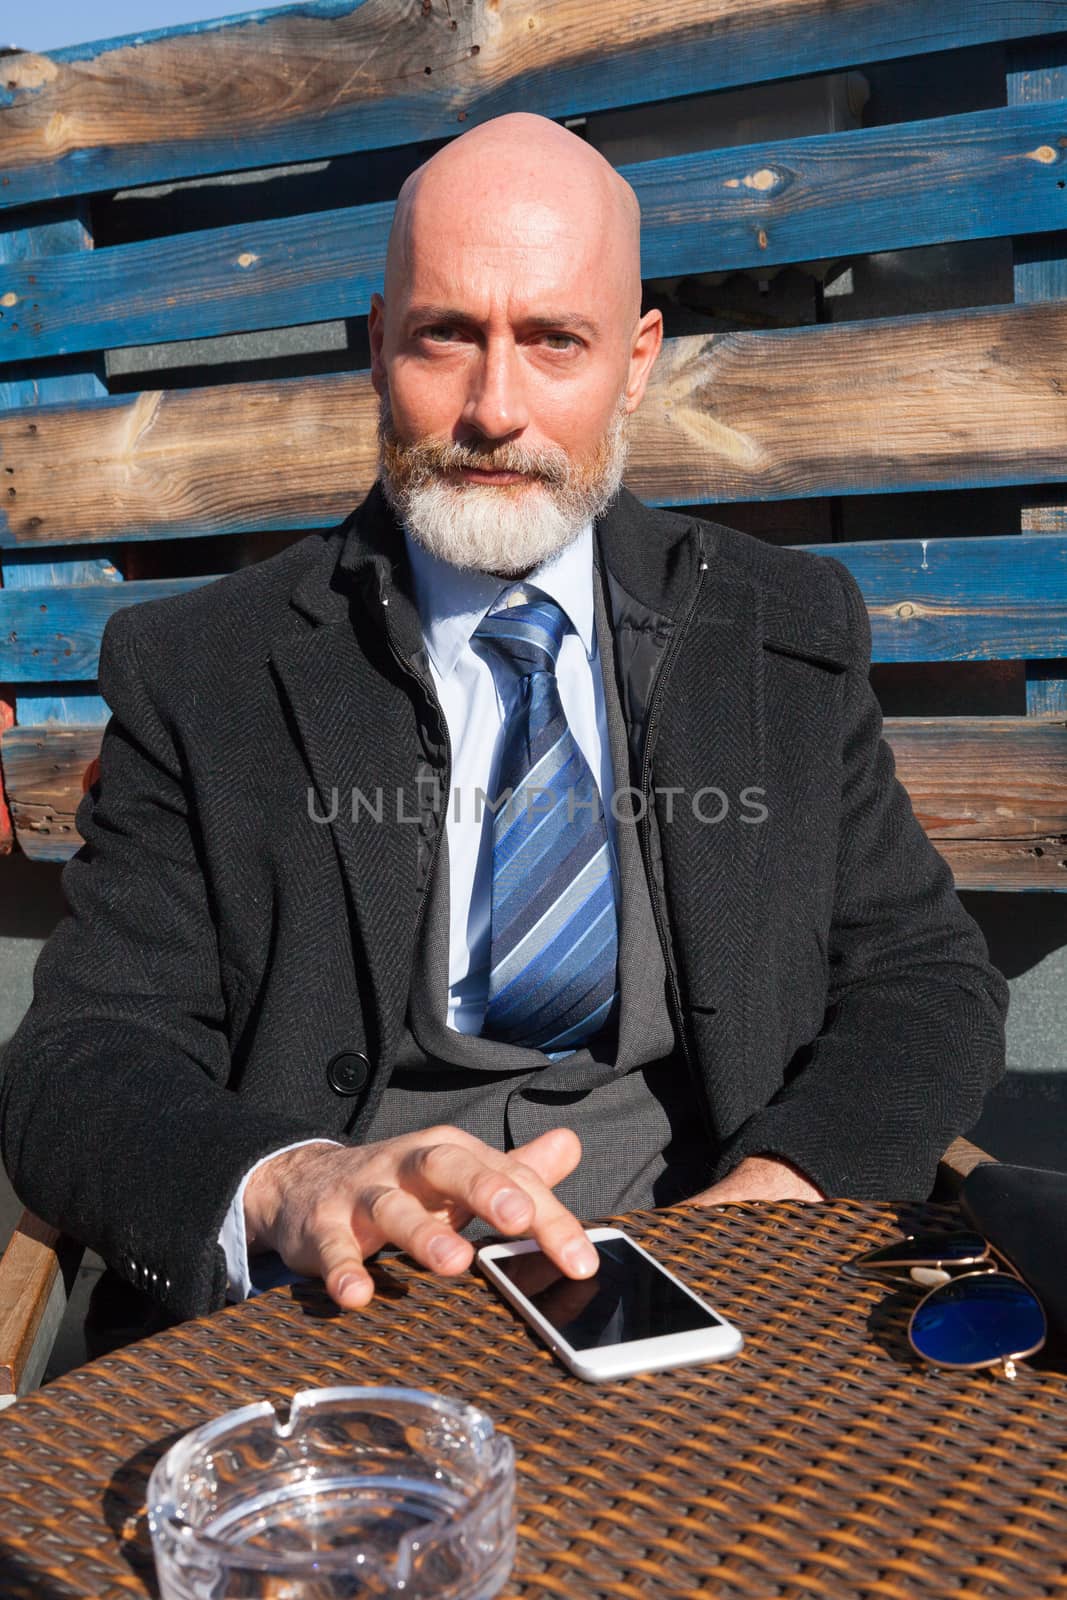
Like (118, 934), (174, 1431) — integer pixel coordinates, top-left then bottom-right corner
(404, 305), (600, 337)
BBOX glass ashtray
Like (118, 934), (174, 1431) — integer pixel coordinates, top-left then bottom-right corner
(147, 1384), (516, 1599)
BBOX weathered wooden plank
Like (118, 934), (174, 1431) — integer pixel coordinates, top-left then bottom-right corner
(0, 200), (113, 848)
(806, 535), (1067, 662)
(4, 0), (1064, 212)
(1022, 660), (1067, 717)
(0, 575), (218, 682)
(1023, 505), (1067, 533)
(0, 377), (378, 546)
(6, 532), (1067, 678)
(0, 723), (102, 858)
(0, 1212), (70, 1400)
(5, 299), (1066, 548)
(885, 718), (1067, 840)
(933, 839), (1067, 891)
(1009, 40), (1067, 718)
(3, 101), (1067, 365)
(0, 208), (107, 410)
(630, 302), (1067, 505)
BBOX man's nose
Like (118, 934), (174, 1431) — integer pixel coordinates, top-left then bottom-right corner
(461, 339), (530, 440)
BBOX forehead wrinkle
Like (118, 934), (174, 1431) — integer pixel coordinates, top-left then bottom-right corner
(385, 115), (642, 319)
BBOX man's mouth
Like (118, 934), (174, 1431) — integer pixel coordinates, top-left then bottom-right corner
(453, 466), (534, 485)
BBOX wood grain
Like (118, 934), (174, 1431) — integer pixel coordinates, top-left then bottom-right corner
(3, 301), (1067, 551)
(0, 1212), (64, 1398)
(1010, 42), (1067, 719)
(2, 0), (1061, 211)
(0, 203), (113, 731)
(933, 839), (1067, 891)
(3, 101), (1066, 364)
(0, 575), (218, 682)
(886, 718), (1067, 840)
(808, 535), (1067, 663)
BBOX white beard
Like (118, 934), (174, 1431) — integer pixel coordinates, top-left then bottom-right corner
(378, 399), (630, 577)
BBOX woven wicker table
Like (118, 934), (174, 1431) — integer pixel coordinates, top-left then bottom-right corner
(2, 1198), (1067, 1599)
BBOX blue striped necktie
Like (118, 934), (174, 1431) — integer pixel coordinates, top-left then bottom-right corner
(472, 595), (619, 1058)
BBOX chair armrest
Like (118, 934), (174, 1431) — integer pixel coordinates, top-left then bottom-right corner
(0, 1211), (82, 1407)
(932, 1135), (997, 1202)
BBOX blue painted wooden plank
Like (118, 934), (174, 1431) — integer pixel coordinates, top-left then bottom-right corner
(1008, 39), (1067, 719)
(1023, 660), (1067, 716)
(3, 100), (1067, 364)
(0, 203), (113, 733)
(798, 534), (1067, 663)
(0, 574), (220, 682)
(6, 533), (1067, 683)
(0, 208), (106, 405)
(3, 0), (1065, 212)
(4, 550), (123, 722)
(4, 685), (111, 723)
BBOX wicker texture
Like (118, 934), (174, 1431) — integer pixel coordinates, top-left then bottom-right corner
(1, 1200), (1066, 1599)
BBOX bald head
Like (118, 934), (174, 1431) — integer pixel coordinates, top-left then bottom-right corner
(386, 113), (643, 329)
(368, 111), (662, 577)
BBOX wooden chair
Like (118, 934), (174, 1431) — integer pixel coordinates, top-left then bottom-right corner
(1, 7), (1063, 1389)
(0, 1213), (82, 1408)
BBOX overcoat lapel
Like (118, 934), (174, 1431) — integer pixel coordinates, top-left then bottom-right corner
(268, 499), (426, 1067)
(593, 492), (765, 1119)
(646, 544), (766, 1107)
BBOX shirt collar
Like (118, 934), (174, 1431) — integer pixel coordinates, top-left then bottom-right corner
(403, 520), (595, 679)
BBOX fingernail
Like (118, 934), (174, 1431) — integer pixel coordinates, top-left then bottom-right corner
(336, 1273), (359, 1300)
(428, 1235), (466, 1271)
(563, 1239), (598, 1277)
(493, 1188), (529, 1226)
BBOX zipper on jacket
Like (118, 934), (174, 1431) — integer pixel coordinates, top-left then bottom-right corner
(378, 588), (453, 952)
(637, 533), (709, 1113)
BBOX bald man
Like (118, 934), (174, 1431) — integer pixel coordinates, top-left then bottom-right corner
(1, 115), (1007, 1335)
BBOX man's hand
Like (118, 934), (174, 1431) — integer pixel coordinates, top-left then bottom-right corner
(688, 1153), (825, 1206)
(243, 1125), (596, 1309)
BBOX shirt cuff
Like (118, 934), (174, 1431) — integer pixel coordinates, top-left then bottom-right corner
(219, 1138), (343, 1301)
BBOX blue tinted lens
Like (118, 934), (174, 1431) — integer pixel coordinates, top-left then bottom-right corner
(910, 1274), (1046, 1367)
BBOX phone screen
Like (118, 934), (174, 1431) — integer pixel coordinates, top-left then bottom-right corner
(494, 1236), (722, 1351)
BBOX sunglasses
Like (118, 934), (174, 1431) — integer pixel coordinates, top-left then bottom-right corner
(843, 1231), (1046, 1381)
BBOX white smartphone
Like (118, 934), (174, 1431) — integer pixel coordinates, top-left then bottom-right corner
(476, 1226), (743, 1382)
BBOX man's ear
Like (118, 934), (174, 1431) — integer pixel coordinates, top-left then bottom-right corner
(623, 306), (664, 414)
(369, 292), (387, 396)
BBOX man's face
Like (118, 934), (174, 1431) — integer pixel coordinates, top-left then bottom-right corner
(369, 165), (661, 576)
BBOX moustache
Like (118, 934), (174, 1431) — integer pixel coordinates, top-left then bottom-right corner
(386, 432), (572, 487)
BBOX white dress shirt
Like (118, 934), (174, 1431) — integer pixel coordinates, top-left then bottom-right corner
(219, 519), (617, 1298)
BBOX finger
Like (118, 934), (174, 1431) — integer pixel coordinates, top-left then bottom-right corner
(356, 1184), (473, 1276)
(511, 1126), (582, 1189)
(399, 1139), (539, 1236)
(495, 1155), (598, 1278)
(404, 1141), (598, 1280)
(312, 1228), (376, 1310)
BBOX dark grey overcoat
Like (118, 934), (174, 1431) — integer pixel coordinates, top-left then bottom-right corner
(0, 483), (1008, 1321)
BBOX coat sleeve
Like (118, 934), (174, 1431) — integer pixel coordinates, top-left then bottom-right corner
(0, 607), (332, 1319)
(715, 556), (1009, 1199)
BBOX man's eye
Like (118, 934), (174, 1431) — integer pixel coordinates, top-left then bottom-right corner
(540, 333), (579, 350)
(420, 325), (459, 343)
